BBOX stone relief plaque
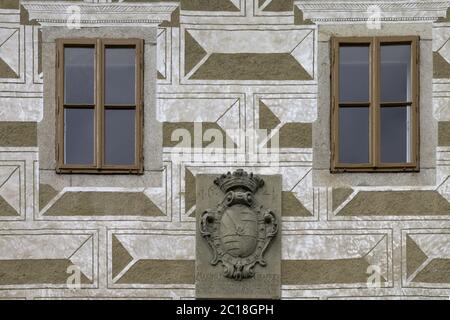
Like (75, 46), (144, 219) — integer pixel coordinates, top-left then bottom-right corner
(196, 170), (281, 299)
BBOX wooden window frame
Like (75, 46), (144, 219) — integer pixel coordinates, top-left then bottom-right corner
(331, 36), (420, 173)
(56, 38), (144, 174)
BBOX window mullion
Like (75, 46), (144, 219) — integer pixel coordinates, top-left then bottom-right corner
(372, 38), (380, 168)
(332, 37), (339, 169)
(412, 37), (419, 167)
(57, 40), (63, 169)
(136, 40), (143, 170)
(96, 38), (103, 169)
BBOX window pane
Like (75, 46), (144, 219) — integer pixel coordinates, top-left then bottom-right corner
(339, 107), (370, 163)
(64, 47), (95, 105)
(64, 108), (94, 165)
(380, 44), (411, 102)
(105, 47), (136, 105)
(339, 45), (370, 102)
(105, 109), (135, 165)
(380, 106), (410, 163)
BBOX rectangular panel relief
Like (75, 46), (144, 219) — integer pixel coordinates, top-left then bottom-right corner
(196, 170), (281, 299)
(0, 229), (98, 289)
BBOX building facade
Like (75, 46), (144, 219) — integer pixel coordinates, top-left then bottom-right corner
(0, 0), (450, 299)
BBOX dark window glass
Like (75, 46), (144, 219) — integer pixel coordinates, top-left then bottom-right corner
(105, 47), (136, 105)
(64, 108), (94, 165)
(64, 47), (95, 105)
(339, 107), (370, 163)
(380, 44), (411, 102)
(104, 109), (135, 165)
(380, 106), (410, 163)
(339, 45), (370, 102)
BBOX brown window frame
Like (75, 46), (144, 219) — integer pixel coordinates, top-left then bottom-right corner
(331, 36), (420, 173)
(55, 38), (144, 174)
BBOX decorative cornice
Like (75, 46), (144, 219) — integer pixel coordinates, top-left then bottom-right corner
(295, 0), (450, 24)
(21, 1), (179, 26)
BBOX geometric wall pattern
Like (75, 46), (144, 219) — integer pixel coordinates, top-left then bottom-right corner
(403, 230), (450, 287)
(0, 0), (450, 300)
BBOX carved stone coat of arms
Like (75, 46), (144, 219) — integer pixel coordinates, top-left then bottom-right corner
(200, 169), (278, 281)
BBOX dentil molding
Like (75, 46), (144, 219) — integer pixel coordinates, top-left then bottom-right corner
(21, 0), (179, 26)
(295, 0), (450, 23)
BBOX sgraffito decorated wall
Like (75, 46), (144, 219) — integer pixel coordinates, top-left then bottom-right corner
(0, 0), (450, 299)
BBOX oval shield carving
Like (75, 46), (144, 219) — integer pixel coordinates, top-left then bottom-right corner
(220, 205), (258, 258)
(200, 169), (278, 281)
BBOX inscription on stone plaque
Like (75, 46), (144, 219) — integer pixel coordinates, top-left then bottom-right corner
(196, 170), (281, 299)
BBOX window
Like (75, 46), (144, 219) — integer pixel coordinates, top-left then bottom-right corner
(331, 36), (419, 172)
(56, 39), (144, 174)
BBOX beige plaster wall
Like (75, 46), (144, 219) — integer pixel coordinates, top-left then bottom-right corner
(0, 0), (448, 300)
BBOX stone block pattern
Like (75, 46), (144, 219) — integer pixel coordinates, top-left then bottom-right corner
(0, 0), (450, 300)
